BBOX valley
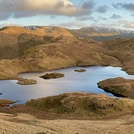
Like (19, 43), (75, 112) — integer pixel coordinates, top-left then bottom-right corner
(0, 26), (134, 80)
(0, 26), (134, 133)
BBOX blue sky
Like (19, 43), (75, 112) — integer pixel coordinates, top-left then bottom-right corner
(0, 0), (134, 30)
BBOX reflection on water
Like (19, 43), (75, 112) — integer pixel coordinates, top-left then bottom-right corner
(0, 66), (134, 103)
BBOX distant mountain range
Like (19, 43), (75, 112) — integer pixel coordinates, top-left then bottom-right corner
(71, 27), (134, 41)
(24, 26), (134, 41)
(0, 25), (134, 42)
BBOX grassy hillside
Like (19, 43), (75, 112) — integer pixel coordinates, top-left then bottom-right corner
(0, 26), (133, 80)
(0, 33), (18, 59)
(104, 38), (134, 74)
(6, 92), (134, 119)
(0, 26), (74, 59)
(0, 26), (74, 37)
(70, 27), (134, 41)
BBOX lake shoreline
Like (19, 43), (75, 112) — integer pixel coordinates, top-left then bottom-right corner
(0, 66), (133, 104)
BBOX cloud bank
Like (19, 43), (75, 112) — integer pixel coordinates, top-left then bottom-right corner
(0, 0), (95, 20)
(113, 3), (134, 11)
(53, 21), (87, 28)
(110, 14), (122, 19)
(96, 5), (109, 13)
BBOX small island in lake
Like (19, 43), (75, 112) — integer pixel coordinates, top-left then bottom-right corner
(98, 77), (134, 99)
(40, 72), (64, 79)
(74, 69), (86, 72)
(17, 78), (37, 85)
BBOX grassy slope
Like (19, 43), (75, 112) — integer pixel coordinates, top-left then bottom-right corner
(0, 32), (133, 80)
(0, 26), (133, 78)
(2, 92), (134, 120)
(0, 34), (121, 79)
(0, 26), (74, 37)
(0, 33), (18, 59)
(25, 92), (134, 118)
(0, 112), (134, 134)
(104, 38), (134, 74)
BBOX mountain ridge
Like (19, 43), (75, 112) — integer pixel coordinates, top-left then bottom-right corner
(0, 25), (133, 79)
(1, 25), (134, 40)
(0, 26), (74, 37)
(70, 26), (134, 41)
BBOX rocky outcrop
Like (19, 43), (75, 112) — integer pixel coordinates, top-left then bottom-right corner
(40, 72), (64, 79)
(98, 77), (134, 99)
(17, 78), (37, 85)
(74, 69), (86, 72)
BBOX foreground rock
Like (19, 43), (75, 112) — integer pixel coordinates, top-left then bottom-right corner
(98, 77), (134, 99)
(40, 72), (64, 79)
(26, 92), (134, 118)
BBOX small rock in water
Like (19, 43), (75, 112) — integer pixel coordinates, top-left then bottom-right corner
(40, 72), (64, 79)
(74, 69), (86, 72)
(17, 78), (37, 85)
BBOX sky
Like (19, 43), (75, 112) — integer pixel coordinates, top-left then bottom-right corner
(0, 0), (134, 30)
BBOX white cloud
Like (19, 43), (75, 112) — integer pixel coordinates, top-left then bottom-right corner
(76, 16), (97, 22)
(124, 22), (134, 29)
(113, 3), (134, 11)
(0, 22), (22, 28)
(110, 14), (122, 19)
(96, 5), (109, 13)
(90, 20), (134, 30)
(0, 0), (95, 20)
(52, 21), (87, 28)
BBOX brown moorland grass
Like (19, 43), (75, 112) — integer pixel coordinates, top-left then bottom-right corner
(2, 92), (133, 120)
(0, 112), (134, 134)
(0, 29), (133, 80)
(0, 99), (15, 108)
(0, 26), (74, 37)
